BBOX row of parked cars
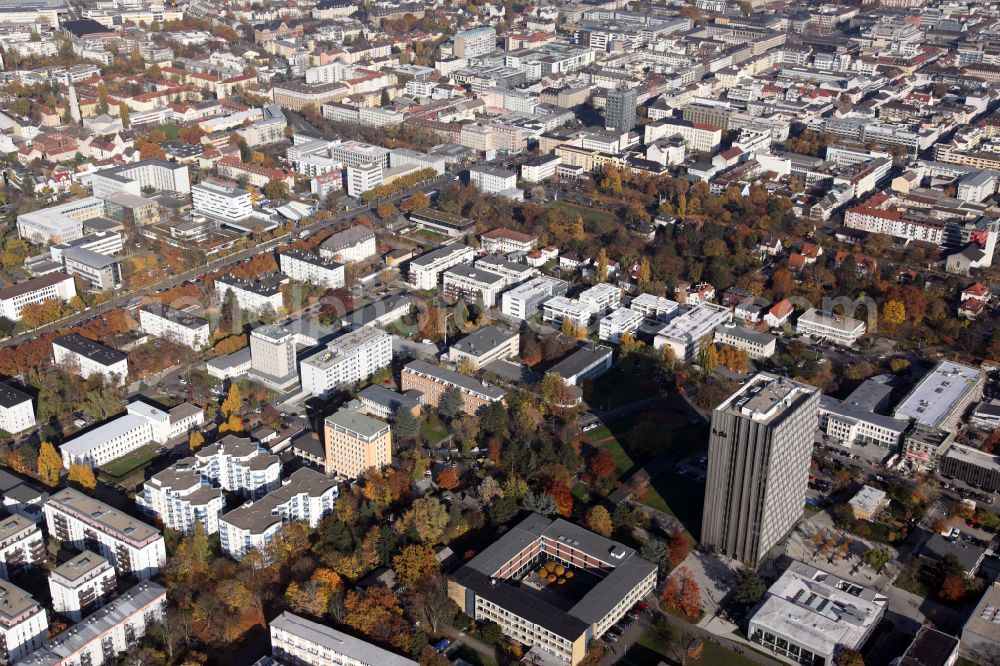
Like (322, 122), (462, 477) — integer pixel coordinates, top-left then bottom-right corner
(602, 602), (649, 644)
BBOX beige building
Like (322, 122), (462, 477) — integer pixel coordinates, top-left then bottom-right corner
(324, 408), (391, 479)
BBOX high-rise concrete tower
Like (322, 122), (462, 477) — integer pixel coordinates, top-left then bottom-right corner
(701, 373), (820, 565)
(605, 85), (638, 134)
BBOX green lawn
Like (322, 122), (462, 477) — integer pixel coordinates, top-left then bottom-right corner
(450, 645), (498, 666)
(420, 419), (450, 447)
(625, 627), (762, 666)
(99, 442), (161, 479)
(549, 201), (620, 227)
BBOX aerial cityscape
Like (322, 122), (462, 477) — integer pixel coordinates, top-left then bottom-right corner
(0, 0), (999, 665)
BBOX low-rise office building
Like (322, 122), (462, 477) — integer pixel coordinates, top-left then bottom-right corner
(653, 302), (731, 363)
(629, 293), (678, 321)
(62, 248), (122, 292)
(139, 303), (210, 350)
(0, 273), (77, 322)
(300, 326), (392, 398)
(192, 180), (252, 221)
(47, 551), (117, 622)
(480, 228), (537, 254)
(52, 334), (129, 384)
(543, 296), (592, 328)
(357, 385), (422, 420)
(44, 488), (166, 580)
(795, 308), (866, 346)
(894, 361), (985, 432)
(579, 283), (621, 316)
(598, 308), (643, 343)
(849, 486), (888, 521)
(448, 325), (520, 369)
(401, 360), (506, 416)
(319, 225), (376, 263)
(448, 514), (657, 665)
(818, 394), (908, 450)
(713, 323), (777, 360)
(549, 344), (613, 386)
(219, 468), (338, 559)
(501, 276), (568, 320)
(940, 443), (1000, 493)
(747, 561), (888, 666)
(279, 250), (345, 289)
(324, 408), (392, 478)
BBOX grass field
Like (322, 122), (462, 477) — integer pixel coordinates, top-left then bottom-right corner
(641, 473), (705, 539)
(420, 419), (451, 447)
(99, 442), (161, 480)
(549, 201), (620, 227)
(624, 627), (761, 666)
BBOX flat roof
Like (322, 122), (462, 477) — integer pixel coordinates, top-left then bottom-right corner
(849, 485), (886, 514)
(270, 612), (418, 666)
(0, 578), (40, 624)
(46, 487), (161, 546)
(221, 467), (336, 534)
(450, 325), (518, 357)
(445, 263), (506, 285)
(964, 582), (1000, 644)
(358, 385), (422, 412)
(410, 244), (473, 268)
(720, 373), (818, 425)
(0, 272), (73, 302)
(549, 344), (612, 380)
(141, 303), (208, 330)
(324, 408), (389, 439)
(749, 561), (887, 657)
(899, 626), (958, 666)
(894, 361), (984, 428)
(52, 550), (109, 583)
(403, 359), (506, 400)
(0, 514), (35, 542)
(53, 333), (126, 366)
(60, 414), (149, 458)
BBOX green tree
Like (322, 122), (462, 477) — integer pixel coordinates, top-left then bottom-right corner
(438, 386), (464, 421)
(37, 441), (62, 487)
(394, 409), (420, 438)
(640, 539), (671, 577)
(96, 81), (109, 113)
(861, 547), (891, 574)
(118, 102), (131, 129)
(733, 567), (766, 604)
(263, 178), (290, 200)
(698, 336), (717, 373)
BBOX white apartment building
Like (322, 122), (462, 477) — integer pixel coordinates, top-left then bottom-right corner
(630, 293), (679, 321)
(19, 581), (167, 666)
(138, 463), (225, 536)
(653, 302), (732, 362)
(319, 224), (377, 263)
(469, 165), (517, 194)
(443, 264), (507, 306)
(0, 384), (35, 435)
(44, 489), (166, 580)
(409, 245), (475, 290)
(279, 250), (345, 289)
(48, 551), (117, 622)
(0, 272), (77, 322)
(543, 296), (592, 327)
(579, 283), (621, 315)
(480, 228), (537, 254)
(139, 303), (210, 350)
(270, 612), (419, 666)
(0, 514), (45, 580)
(59, 401), (203, 468)
(501, 275), (568, 320)
(474, 255), (536, 286)
(0, 579), (47, 664)
(520, 153), (561, 183)
(300, 326), (392, 399)
(215, 274), (288, 315)
(346, 162), (384, 197)
(192, 180), (253, 221)
(599, 307), (644, 343)
(454, 26), (497, 58)
(330, 141), (390, 169)
(194, 436), (282, 498)
(50, 232), (123, 263)
(795, 308), (866, 346)
(16, 197), (105, 244)
(52, 334), (128, 385)
(219, 468), (338, 560)
(713, 323), (777, 360)
(90, 159), (191, 198)
(843, 206), (945, 245)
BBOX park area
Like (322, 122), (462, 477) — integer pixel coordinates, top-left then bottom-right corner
(623, 628), (760, 666)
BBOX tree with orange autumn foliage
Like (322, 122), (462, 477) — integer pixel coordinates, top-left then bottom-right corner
(544, 481), (574, 517)
(435, 466), (460, 490)
(588, 449), (616, 479)
(668, 530), (691, 568)
(137, 140), (166, 160)
(662, 567), (702, 620)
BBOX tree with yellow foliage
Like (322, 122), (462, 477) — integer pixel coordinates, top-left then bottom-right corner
(221, 384), (242, 418)
(37, 441), (62, 487)
(219, 413), (244, 434)
(189, 430), (205, 454)
(67, 463), (97, 490)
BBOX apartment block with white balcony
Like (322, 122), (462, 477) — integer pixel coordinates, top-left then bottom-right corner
(469, 165), (517, 194)
(18, 581), (166, 666)
(270, 612), (419, 666)
(543, 296), (592, 327)
(0, 514), (45, 580)
(0, 579), (47, 664)
(194, 435), (282, 499)
(629, 293), (679, 321)
(795, 308), (866, 346)
(48, 550), (117, 622)
(279, 250), (345, 289)
(139, 303), (210, 350)
(0, 384), (34, 435)
(443, 264), (507, 306)
(598, 308), (644, 343)
(44, 489), (166, 581)
(300, 326), (392, 399)
(219, 468), (338, 560)
(409, 245), (475, 290)
(137, 463), (225, 535)
(579, 283), (621, 316)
